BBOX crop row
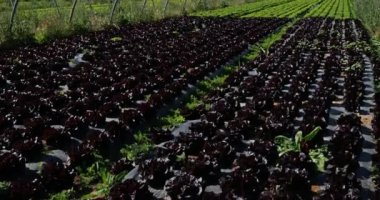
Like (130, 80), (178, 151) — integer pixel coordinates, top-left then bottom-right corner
(306, 0), (353, 19)
(181, 0), (355, 19)
(317, 19), (372, 198)
(0, 17), (288, 199)
(276, 0), (323, 18)
(193, 0), (295, 17)
(328, 0), (342, 18)
(106, 17), (373, 199)
(305, 0), (336, 17)
(194, 0), (322, 19)
(242, 0), (322, 18)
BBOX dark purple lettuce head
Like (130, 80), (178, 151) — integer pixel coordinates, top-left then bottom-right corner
(12, 137), (43, 160)
(0, 150), (25, 179)
(110, 158), (134, 175)
(109, 179), (140, 200)
(10, 179), (45, 200)
(40, 161), (75, 190)
(64, 116), (88, 137)
(41, 127), (70, 147)
(165, 173), (203, 200)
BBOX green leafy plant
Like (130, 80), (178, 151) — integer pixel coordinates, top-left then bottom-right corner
(144, 94), (151, 101)
(274, 126), (328, 171)
(49, 188), (75, 200)
(186, 95), (203, 110)
(253, 43), (268, 55)
(110, 36), (123, 42)
(120, 132), (153, 161)
(309, 146), (328, 172)
(274, 126), (322, 155)
(372, 164), (380, 185)
(160, 109), (185, 128)
(81, 169), (115, 199)
(77, 152), (127, 199)
(344, 62), (363, 72)
(176, 152), (186, 163)
(375, 80), (380, 94)
(0, 181), (10, 197)
(344, 41), (372, 54)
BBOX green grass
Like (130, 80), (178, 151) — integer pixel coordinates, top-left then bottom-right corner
(373, 38), (380, 57)
(49, 189), (75, 200)
(0, 0), (72, 12)
(352, 0), (380, 35)
(0, 0), (245, 47)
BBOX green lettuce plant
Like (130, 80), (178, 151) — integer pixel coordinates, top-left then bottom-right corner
(274, 126), (328, 171)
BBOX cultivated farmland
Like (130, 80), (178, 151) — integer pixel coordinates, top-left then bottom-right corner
(0, 0), (379, 199)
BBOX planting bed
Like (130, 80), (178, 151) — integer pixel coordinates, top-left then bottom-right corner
(305, 0), (352, 19)
(107, 18), (378, 199)
(0, 0), (379, 199)
(193, 0), (295, 17)
(373, 46), (380, 198)
(242, 0), (322, 18)
(0, 17), (287, 199)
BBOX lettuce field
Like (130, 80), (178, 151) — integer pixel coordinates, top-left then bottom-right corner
(0, 0), (380, 199)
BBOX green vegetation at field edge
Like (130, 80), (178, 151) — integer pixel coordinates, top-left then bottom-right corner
(0, 0), (245, 48)
(352, 0), (380, 35)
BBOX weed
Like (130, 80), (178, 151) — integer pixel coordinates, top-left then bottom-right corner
(274, 127), (328, 171)
(120, 132), (153, 161)
(75, 152), (126, 199)
(49, 188), (75, 200)
(0, 181), (10, 197)
(186, 95), (203, 110)
(160, 109), (185, 128)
